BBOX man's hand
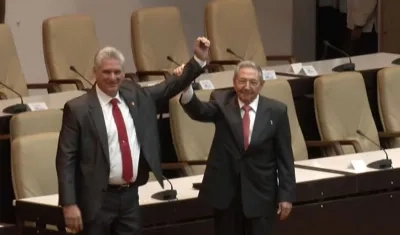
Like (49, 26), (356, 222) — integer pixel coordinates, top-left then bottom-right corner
(277, 201), (292, 220)
(63, 204), (83, 233)
(194, 37), (210, 61)
(351, 27), (362, 40)
(172, 64), (185, 76)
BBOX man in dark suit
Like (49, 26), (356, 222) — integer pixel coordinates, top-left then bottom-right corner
(180, 61), (296, 235)
(56, 37), (210, 235)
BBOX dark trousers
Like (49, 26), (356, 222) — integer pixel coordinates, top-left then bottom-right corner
(83, 185), (141, 235)
(347, 28), (378, 56)
(213, 184), (275, 235)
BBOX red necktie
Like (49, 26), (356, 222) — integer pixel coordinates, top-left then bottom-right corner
(242, 105), (251, 150)
(110, 98), (133, 183)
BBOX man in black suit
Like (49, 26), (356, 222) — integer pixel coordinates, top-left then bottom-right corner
(56, 37), (210, 234)
(180, 61), (296, 235)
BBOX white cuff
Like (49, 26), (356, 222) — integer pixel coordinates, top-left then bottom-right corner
(194, 55), (207, 68)
(180, 86), (194, 104)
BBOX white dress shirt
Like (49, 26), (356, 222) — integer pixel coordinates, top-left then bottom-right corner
(96, 85), (140, 185)
(347, 0), (377, 32)
(181, 87), (259, 144)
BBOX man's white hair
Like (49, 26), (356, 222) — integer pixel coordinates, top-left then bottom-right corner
(233, 60), (263, 80)
(94, 46), (125, 68)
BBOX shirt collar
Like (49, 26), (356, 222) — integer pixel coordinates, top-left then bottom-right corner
(96, 85), (122, 107)
(238, 95), (259, 112)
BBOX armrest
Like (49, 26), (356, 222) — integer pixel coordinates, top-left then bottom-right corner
(48, 79), (85, 90)
(266, 55), (296, 63)
(124, 72), (139, 82)
(26, 83), (54, 90)
(160, 160), (207, 170)
(331, 139), (363, 155)
(136, 70), (170, 81)
(0, 134), (10, 140)
(378, 131), (400, 138)
(209, 60), (240, 66)
(306, 140), (341, 148)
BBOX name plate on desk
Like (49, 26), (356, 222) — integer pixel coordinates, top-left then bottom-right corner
(262, 70), (277, 80)
(302, 65), (319, 76)
(348, 159), (367, 172)
(199, 80), (215, 90)
(27, 102), (48, 111)
(290, 63), (303, 74)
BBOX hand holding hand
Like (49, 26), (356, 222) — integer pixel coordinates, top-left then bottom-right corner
(194, 37), (210, 61)
(172, 64), (185, 76)
(277, 201), (292, 220)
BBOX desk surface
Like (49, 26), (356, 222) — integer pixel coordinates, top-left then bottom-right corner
(0, 90), (85, 117)
(15, 168), (343, 208)
(295, 148), (400, 174)
(197, 52), (400, 89)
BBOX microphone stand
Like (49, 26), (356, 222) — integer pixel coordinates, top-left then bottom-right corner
(356, 130), (392, 169)
(151, 176), (177, 201)
(324, 41), (355, 72)
(0, 82), (29, 114)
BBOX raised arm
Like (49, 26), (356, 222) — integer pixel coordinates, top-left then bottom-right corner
(144, 37), (210, 107)
(56, 102), (78, 206)
(180, 86), (218, 122)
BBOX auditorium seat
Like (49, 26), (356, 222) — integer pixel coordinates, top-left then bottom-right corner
(42, 14), (99, 92)
(204, 0), (295, 71)
(314, 72), (381, 155)
(169, 90), (214, 176)
(377, 66), (400, 148)
(11, 132), (59, 199)
(131, 7), (189, 81)
(0, 24), (53, 99)
(9, 109), (63, 142)
(260, 79), (338, 160)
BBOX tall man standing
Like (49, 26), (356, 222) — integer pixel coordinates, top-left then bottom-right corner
(56, 37), (210, 235)
(180, 61), (296, 235)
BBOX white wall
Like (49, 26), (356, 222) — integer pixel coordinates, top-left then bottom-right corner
(5, 0), (309, 88)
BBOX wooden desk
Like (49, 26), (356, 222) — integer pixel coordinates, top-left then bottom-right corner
(14, 162), (400, 235)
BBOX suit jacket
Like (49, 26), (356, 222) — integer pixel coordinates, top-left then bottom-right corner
(56, 57), (204, 222)
(182, 89), (296, 218)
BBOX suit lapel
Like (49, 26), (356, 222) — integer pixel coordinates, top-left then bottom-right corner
(224, 95), (245, 153)
(88, 88), (110, 164)
(250, 97), (271, 145)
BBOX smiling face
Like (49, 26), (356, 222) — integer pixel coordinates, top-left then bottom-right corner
(94, 58), (125, 97)
(233, 66), (263, 104)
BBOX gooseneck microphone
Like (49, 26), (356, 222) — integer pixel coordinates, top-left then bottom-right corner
(0, 81), (28, 114)
(151, 175), (177, 201)
(226, 48), (244, 61)
(323, 41), (355, 72)
(167, 56), (180, 66)
(356, 129), (392, 169)
(69, 66), (93, 86)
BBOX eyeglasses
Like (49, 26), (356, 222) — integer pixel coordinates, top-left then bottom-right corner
(236, 79), (260, 87)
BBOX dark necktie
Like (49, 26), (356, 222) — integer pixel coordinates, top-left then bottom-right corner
(242, 105), (251, 150)
(110, 98), (133, 183)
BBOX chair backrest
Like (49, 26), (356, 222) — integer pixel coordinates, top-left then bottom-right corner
(314, 72), (380, 154)
(42, 15), (99, 91)
(9, 109), (63, 142)
(0, 24), (29, 98)
(205, 0), (267, 69)
(11, 132), (59, 199)
(260, 79), (308, 161)
(377, 66), (400, 147)
(131, 7), (190, 80)
(169, 90), (215, 176)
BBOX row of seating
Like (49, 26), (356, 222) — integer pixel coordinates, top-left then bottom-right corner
(9, 67), (400, 199)
(0, 0), (294, 99)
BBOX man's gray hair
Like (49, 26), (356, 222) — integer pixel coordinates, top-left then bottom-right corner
(94, 46), (125, 68)
(234, 60), (263, 80)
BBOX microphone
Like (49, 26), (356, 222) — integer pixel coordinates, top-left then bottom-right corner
(0, 82), (29, 114)
(151, 176), (177, 201)
(275, 71), (317, 79)
(323, 41), (355, 72)
(166, 56), (180, 66)
(69, 66), (93, 86)
(356, 129), (392, 169)
(226, 48), (244, 61)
